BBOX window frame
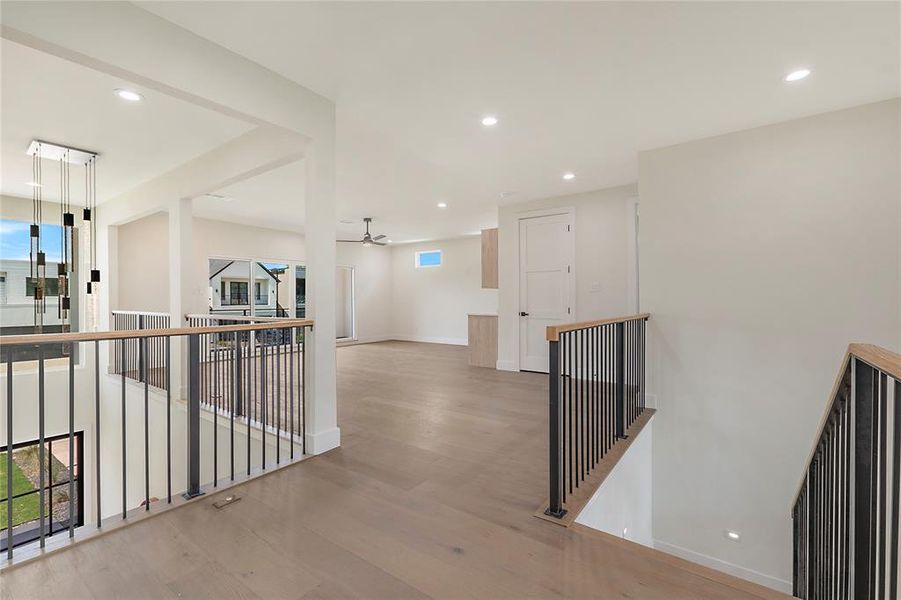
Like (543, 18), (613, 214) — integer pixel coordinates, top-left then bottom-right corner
(0, 431), (85, 552)
(414, 249), (443, 269)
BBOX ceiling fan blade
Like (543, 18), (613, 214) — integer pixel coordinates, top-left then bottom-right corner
(371, 234), (386, 241)
(337, 239), (362, 243)
(373, 241), (387, 246)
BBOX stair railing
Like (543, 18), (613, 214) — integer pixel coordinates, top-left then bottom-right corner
(543, 313), (650, 519)
(792, 344), (901, 599)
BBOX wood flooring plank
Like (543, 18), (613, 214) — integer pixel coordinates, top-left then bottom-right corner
(2, 341), (788, 599)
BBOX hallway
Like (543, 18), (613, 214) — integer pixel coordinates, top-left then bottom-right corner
(1, 342), (785, 599)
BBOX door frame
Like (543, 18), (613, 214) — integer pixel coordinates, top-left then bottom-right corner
(514, 206), (576, 372)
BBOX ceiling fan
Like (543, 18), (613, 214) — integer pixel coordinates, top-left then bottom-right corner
(338, 217), (387, 247)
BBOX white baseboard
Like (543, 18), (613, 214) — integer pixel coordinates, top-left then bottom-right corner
(496, 359), (516, 372)
(305, 427), (341, 455)
(337, 336), (392, 347)
(652, 539), (792, 594)
(391, 334), (468, 346)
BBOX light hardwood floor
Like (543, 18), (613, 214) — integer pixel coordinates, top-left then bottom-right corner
(1, 341), (787, 599)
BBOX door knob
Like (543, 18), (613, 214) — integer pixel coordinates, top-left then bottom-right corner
(519, 311), (529, 317)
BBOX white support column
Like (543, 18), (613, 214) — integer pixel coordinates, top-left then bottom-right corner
(168, 197), (193, 400)
(304, 140), (340, 454)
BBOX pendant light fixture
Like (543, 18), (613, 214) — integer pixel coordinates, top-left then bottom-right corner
(26, 140), (100, 332)
(30, 143), (46, 332)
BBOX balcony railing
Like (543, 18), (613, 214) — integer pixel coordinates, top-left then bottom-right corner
(111, 310), (171, 390)
(185, 314), (302, 439)
(1, 316), (312, 563)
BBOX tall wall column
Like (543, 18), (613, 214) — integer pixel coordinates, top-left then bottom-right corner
(303, 140), (340, 454)
(168, 197), (193, 400)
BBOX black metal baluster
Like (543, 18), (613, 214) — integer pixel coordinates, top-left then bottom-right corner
(246, 331), (252, 474)
(561, 329), (567, 503)
(213, 335), (218, 487)
(569, 331), (574, 495)
(166, 337), (171, 504)
(276, 339), (281, 464)
(890, 379), (900, 600)
(302, 326), (307, 456)
(853, 357), (874, 599)
(38, 345), (46, 545)
(290, 328), (295, 460)
(139, 337), (148, 512)
(877, 373), (887, 596)
(68, 344), (76, 535)
(6, 355), (13, 559)
(261, 341), (267, 469)
(545, 335), (564, 518)
(184, 334), (203, 499)
(231, 332), (238, 481)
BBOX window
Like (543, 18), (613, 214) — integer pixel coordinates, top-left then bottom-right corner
(415, 250), (442, 268)
(255, 281), (262, 303)
(1, 432), (84, 552)
(225, 281), (248, 305)
(0, 219), (78, 359)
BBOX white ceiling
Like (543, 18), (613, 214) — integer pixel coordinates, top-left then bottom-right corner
(141, 1), (899, 242)
(193, 158), (306, 232)
(0, 38), (253, 205)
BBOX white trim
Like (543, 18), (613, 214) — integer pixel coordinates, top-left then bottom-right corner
(496, 359), (516, 372)
(391, 334), (467, 346)
(652, 539), (792, 594)
(304, 426), (341, 455)
(514, 206), (576, 372)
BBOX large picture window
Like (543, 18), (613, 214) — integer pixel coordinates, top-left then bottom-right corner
(0, 432), (84, 552)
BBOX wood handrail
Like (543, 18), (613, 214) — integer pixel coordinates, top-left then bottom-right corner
(546, 313), (650, 341)
(792, 342), (901, 505)
(0, 319), (314, 347)
(850, 343), (901, 380)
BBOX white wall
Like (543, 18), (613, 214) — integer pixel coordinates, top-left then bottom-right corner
(117, 212), (170, 313)
(575, 418), (654, 547)
(639, 99), (901, 591)
(497, 185), (637, 371)
(336, 244), (393, 343)
(390, 236), (497, 345)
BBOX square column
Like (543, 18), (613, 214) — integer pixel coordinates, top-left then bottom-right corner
(303, 140), (340, 454)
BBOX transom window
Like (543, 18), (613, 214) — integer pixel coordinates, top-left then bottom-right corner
(415, 250), (442, 268)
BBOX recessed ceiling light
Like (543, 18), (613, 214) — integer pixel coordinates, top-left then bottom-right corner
(114, 89), (144, 102)
(481, 115), (498, 127)
(437, 202), (448, 208)
(339, 219), (355, 225)
(725, 530), (741, 542)
(562, 172), (575, 180)
(784, 69), (811, 83)
(25, 181), (42, 188)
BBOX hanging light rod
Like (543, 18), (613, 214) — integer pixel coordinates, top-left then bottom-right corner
(26, 139), (99, 163)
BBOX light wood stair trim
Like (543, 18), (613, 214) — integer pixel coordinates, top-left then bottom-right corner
(535, 407), (656, 527)
(546, 312), (650, 341)
(791, 342), (901, 504)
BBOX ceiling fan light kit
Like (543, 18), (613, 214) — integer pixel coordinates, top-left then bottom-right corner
(338, 217), (388, 246)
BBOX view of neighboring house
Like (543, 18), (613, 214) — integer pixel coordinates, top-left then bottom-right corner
(0, 2), (899, 599)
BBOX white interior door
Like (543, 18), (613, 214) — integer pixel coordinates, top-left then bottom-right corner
(519, 212), (573, 372)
